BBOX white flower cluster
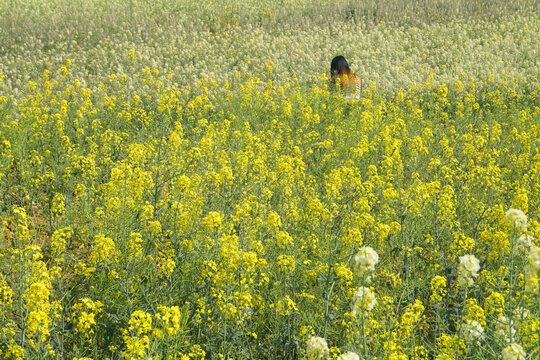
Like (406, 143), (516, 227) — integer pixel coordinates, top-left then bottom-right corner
(495, 315), (517, 344)
(352, 286), (377, 314)
(524, 245), (540, 293)
(306, 336), (329, 359)
(505, 208), (527, 232)
(337, 352), (360, 360)
(460, 319), (484, 342)
(2, 6), (539, 97)
(528, 245), (540, 269)
(354, 246), (379, 276)
(457, 254), (481, 287)
(501, 343), (526, 360)
(516, 234), (534, 251)
(513, 306), (530, 324)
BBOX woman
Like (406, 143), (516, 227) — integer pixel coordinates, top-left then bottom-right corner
(330, 55), (362, 100)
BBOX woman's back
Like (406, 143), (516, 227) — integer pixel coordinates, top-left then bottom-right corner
(330, 56), (362, 100)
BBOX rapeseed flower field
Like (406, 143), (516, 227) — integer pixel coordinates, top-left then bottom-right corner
(0, 1), (539, 359)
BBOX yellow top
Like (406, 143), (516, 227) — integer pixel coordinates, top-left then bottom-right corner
(331, 72), (363, 99)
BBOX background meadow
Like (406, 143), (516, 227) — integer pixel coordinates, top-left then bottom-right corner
(0, 1), (539, 359)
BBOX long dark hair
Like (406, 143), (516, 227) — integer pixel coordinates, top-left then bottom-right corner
(331, 55), (351, 77)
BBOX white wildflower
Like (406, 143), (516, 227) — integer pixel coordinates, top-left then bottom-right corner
(306, 336), (329, 359)
(495, 316), (517, 344)
(352, 286), (377, 314)
(524, 264), (539, 293)
(460, 319), (484, 342)
(354, 246), (379, 275)
(528, 245), (540, 270)
(516, 234), (534, 250)
(505, 208), (527, 232)
(337, 352), (360, 360)
(501, 343), (526, 360)
(457, 254), (481, 287)
(513, 307), (530, 324)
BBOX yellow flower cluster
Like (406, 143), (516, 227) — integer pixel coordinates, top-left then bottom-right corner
(122, 310), (153, 359)
(23, 246), (54, 344)
(430, 275), (447, 304)
(0, 1), (538, 359)
(155, 305), (182, 336)
(72, 298), (103, 339)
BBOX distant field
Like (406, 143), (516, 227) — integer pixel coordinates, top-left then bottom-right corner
(0, 1), (539, 359)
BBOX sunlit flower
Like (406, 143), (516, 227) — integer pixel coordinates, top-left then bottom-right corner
(352, 286), (377, 314)
(337, 351), (360, 360)
(306, 336), (329, 359)
(501, 343), (526, 360)
(430, 275), (447, 303)
(528, 245), (540, 270)
(457, 254), (480, 287)
(505, 208), (527, 232)
(156, 305), (182, 336)
(516, 234), (534, 250)
(354, 246), (379, 276)
(460, 320), (484, 342)
(495, 316), (517, 344)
